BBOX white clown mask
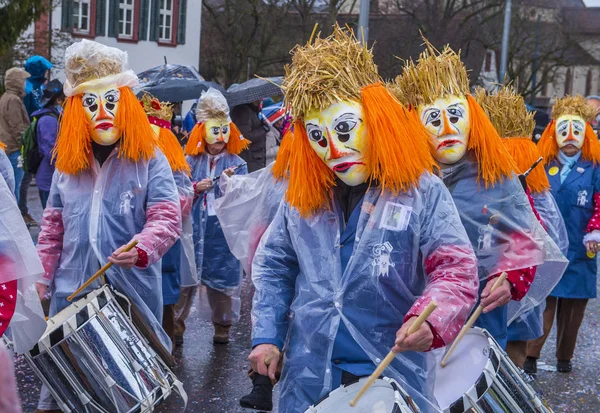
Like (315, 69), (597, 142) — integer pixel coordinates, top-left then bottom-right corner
(304, 100), (368, 186)
(418, 95), (471, 165)
(204, 119), (231, 145)
(82, 82), (122, 146)
(555, 114), (586, 150)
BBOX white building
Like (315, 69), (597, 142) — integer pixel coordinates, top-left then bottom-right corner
(27, 0), (201, 81)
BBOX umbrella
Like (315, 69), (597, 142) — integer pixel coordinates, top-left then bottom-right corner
(226, 77), (283, 107)
(136, 64), (224, 101)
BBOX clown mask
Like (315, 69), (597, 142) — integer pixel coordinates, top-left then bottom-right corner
(82, 84), (121, 146)
(304, 100), (368, 186)
(204, 119), (230, 144)
(555, 114), (585, 151)
(418, 95), (471, 165)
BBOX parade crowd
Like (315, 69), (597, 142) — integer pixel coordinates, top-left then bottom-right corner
(0, 25), (598, 413)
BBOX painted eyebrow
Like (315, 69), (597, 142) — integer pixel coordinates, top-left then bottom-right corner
(305, 122), (320, 128)
(333, 112), (357, 123)
(557, 120), (569, 130)
(572, 121), (585, 129)
(447, 103), (465, 109)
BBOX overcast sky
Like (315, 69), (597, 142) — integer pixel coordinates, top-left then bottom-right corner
(583, 0), (600, 6)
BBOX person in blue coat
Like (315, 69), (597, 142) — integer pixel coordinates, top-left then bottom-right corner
(142, 93), (197, 353)
(185, 88), (250, 345)
(35, 40), (182, 412)
(395, 43), (550, 351)
(248, 26), (480, 413)
(527, 95), (600, 373)
(474, 85), (569, 368)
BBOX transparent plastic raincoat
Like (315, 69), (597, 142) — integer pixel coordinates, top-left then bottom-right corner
(508, 190), (569, 340)
(440, 156), (567, 348)
(36, 147), (182, 351)
(214, 163), (287, 275)
(0, 149), (14, 194)
(187, 153), (247, 295)
(252, 172), (479, 412)
(174, 171), (197, 288)
(0, 174), (46, 353)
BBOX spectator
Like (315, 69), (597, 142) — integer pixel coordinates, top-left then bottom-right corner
(586, 95), (600, 132)
(20, 56), (52, 225)
(0, 68), (31, 202)
(231, 101), (267, 172)
(31, 79), (64, 208)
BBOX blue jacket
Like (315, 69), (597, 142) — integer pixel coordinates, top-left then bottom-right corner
(547, 157), (600, 299)
(31, 107), (60, 192)
(251, 173), (478, 412)
(187, 152), (247, 293)
(440, 157), (545, 348)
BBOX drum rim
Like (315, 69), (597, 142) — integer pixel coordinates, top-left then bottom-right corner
(29, 285), (117, 355)
(440, 327), (501, 413)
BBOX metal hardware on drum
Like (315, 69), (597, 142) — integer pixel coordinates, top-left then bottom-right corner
(434, 327), (553, 413)
(24, 285), (187, 413)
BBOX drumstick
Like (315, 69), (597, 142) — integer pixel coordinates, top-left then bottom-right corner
(67, 240), (139, 302)
(440, 272), (508, 367)
(349, 301), (438, 408)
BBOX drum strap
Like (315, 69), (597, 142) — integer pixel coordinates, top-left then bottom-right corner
(173, 378), (188, 410)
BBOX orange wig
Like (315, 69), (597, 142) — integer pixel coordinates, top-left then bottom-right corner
(502, 138), (549, 194)
(54, 87), (157, 175)
(156, 126), (191, 175)
(278, 83), (436, 217)
(465, 95), (518, 186)
(0, 141), (6, 151)
(272, 127), (293, 180)
(537, 120), (600, 165)
(184, 122), (250, 156)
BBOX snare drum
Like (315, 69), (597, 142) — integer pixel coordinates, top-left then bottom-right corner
(24, 285), (187, 413)
(304, 376), (421, 413)
(435, 327), (552, 413)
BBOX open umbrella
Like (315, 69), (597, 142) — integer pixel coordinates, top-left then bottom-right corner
(227, 77), (283, 107)
(136, 64), (225, 101)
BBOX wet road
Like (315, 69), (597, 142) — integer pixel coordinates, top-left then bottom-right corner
(14, 183), (600, 412)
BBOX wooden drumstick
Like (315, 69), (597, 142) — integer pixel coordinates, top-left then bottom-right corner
(67, 239), (139, 302)
(349, 301), (438, 407)
(440, 272), (508, 367)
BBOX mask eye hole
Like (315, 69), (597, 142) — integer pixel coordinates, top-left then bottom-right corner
(425, 110), (441, 126)
(83, 95), (97, 108)
(212, 127), (220, 135)
(306, 125), (327, 148)
(222, 126), (229, 134)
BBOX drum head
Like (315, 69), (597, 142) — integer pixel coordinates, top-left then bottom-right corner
(434, 328), (492, 410)
(307, 378), (399, 413)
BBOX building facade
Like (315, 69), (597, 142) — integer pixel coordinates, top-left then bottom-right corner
(27, 0), (201, 81)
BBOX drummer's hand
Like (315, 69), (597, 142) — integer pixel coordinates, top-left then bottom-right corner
(392, 317), (433, 353)
(35, 282), (48, 301)
(248, 344), (281, 382)
(108, 245), (139, 269)
(586, 240), (599, 254)
(223, 167), (235, 178)
(480, 277), (512, 313)
(194, 179), (212, 194)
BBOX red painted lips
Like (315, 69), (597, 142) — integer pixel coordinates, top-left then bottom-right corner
(437, 139), (462, 150)
(95, 122), (114, 131)
(333, 162), (364, 173)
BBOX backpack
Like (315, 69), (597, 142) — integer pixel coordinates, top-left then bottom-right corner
(21, 111), (58, 174)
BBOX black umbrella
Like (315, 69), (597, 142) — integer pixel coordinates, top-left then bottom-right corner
(136, 64), (224, 101)
(226, 77), (283, 107)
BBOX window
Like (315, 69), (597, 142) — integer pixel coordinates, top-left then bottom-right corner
(119, 0), (135, 38)
(159, 0), (174, 42)
(73, 0), (91, 33)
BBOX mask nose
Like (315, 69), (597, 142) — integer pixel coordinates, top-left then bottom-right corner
(439, 110), (455, 137)
(96, 99), (111, 121)
(325, 128), (345, 160)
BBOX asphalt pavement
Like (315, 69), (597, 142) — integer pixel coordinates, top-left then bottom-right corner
(13, 183), (600, 412)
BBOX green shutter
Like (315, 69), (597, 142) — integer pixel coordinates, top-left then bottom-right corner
(176, 0), (186, 44)
(139, 0), (150, 40)
(108, 0), (119, 37)
(150, 0), (160, 41)
(96, 0), (107, 36)
(61, 0), (74, 31)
